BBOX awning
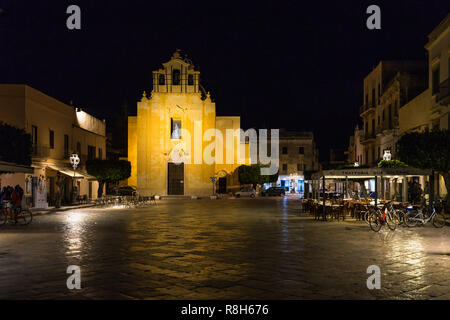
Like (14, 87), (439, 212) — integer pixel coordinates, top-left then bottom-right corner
(312, 167), (432, 179)
(45, 164), (96, 180)
(0, 161), (34, 174)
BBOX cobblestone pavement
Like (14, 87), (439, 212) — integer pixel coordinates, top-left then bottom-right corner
(1, 197), (450, 300)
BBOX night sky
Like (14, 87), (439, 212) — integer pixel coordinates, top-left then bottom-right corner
(0, 0), (448, 160)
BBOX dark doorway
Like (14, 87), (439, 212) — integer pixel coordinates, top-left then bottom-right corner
(168, 162), (184, 195)
(48, 177), (55, 206)
(218, 177), (227, 194)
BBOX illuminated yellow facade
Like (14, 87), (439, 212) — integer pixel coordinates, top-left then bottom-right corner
(128, 51), (250, 196)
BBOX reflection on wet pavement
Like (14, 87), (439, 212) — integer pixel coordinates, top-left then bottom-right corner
(0, 197), (449, 299)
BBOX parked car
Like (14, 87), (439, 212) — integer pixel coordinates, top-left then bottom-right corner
(261, 187), (286, 197)
(114, 186), (137, 196)
(235, 188), (256, 198)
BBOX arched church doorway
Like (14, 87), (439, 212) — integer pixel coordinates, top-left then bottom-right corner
(218, 177), (227, 194)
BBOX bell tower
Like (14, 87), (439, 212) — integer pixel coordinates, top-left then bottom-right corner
(152, 50), (200, 94)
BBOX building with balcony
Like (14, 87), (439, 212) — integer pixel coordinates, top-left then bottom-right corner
(276, 130), (319, 194)
(398, 14), (450, 201)
(0, 84), (106, 207)
(426, 13), (449, 131)
(377, 70), (427, 161)
(360, 61), (427, 166)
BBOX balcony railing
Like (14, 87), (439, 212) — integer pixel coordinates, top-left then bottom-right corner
(375, 118), (399, 135)
(32, 144), (50, 158)
(376, 125), (383, 135)
(437, 78), (449, 103)
(359, 102), (376, 115)
(361, 132), (376, 143)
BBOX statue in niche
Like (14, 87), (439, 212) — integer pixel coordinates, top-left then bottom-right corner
(172, 122), (181, 139)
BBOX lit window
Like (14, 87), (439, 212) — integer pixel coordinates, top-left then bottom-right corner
(171, 119), (181, 139)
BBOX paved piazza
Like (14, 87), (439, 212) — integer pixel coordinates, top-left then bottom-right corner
(1, 197), (449, 300)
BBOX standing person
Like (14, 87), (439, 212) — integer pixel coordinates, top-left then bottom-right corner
(409, 181), (420, 204)
(5, 186), (13, 202)
(415, 182), (423, 205)
(12, 186), (22, 210)
(15, 185), (24, 202)
(0, 186), (7, 207)
(422, 181), (430, 207)
(11, 186), (22, 224)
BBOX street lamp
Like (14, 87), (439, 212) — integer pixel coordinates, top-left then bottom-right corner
(70, 153), (80, 203)
(210, 176), (216, 196)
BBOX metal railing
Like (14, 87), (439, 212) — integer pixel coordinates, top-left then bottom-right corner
(437, 78), (449, 102)
(361, 132), (376, 142)
(32, 144), (50, 158)
(359, 102), (376, 115)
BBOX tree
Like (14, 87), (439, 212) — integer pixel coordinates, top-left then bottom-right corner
(238, 165), (259, 188)
(238, 164), (278, 188)
(86, 160), (131, 197)
(397, 130), (450, 211)
(260, 165), (279, 184)
(0, 122), (32, 167)
(377, 159), (407, 168)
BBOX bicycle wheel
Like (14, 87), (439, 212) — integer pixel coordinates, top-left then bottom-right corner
(363, 210), (371, 225)
(369, 212), (382, 232)
(396, 209), (406, 226)
(0, 212), (6, 226)
(405, 211), (418, 228)
(386, 212), (397, 231)
(432, 213), (446, 228)
(17, 209), (32, 225)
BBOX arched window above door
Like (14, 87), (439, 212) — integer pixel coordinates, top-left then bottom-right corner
(172, 69), (180, 85)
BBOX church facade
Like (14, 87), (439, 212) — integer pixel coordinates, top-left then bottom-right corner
(127, 51), (251, 196)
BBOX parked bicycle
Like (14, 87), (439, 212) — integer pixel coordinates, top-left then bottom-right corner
(368, 202), (398, 232)
(363, 203), (384, 225)
(404, 205), (446, 228)
(364, 201), (405, 226)
(0, 201), (33, 226)
(384, 201), (405, 226)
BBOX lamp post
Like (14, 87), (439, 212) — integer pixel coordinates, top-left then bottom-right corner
(210, 176), (216, 196)
(70, 153), (80, 203)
